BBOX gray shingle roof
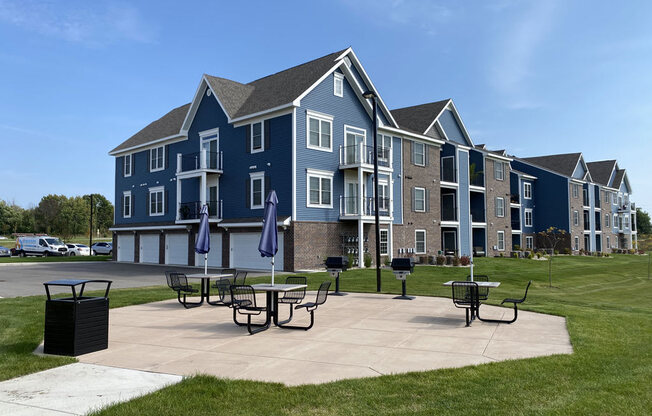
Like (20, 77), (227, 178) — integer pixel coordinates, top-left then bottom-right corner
(521, 153), (582, 177)
(110, 103), (190, 154)
(586, 160), (616, 186)
(390, 99), (450, 135)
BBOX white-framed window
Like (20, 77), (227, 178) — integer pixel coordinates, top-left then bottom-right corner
(573, 210), (579, 226)
(122, 191), (131, 218)
(149, 186), (164, 216)
(412, 142), (425, 166)
(497, 231), (505, 251)
(334, 73), (344, 97)
(378, 179), (389, 210)
(612, 192), (617, 204)
(414, 187), (426, 212)
(124, 154), (132, 177)
(605, 213), (610, 227)
(523, 182), (532, 199)
(495, 197), (505, 217)
(307, 111), (333, 151)
(624, 214), (630, 229)
(574, 236), (580, 251)
(251, 122), (263, 153)
(378, 133), (392, 163)
(306, 169), (333, 208)
(415, 230), (426, 254)
(250, 172), (264, 209)
(606, 236), (611, 249)
(572, 183), (579, 198)
(604, 190), (609, 203)
(379, 229), (388, 255)
(494, 161), (504, 181)
(614, 214), (618, 229)
(525, 236), (533, 250)
(150, 146), (164, 172)
(524, 209), (533, 227)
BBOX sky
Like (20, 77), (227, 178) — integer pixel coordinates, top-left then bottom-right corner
(0, 0), (650, 210)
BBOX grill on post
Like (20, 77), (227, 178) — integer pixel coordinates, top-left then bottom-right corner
(325, 256), (348, 296)
(390, 258), (415, 300)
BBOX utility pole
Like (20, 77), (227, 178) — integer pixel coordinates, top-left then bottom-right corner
(89, 194), (93, 251)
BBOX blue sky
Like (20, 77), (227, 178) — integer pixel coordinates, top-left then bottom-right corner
(0, 0), (650, 210)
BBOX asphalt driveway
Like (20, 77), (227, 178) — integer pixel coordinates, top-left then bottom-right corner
(0, 262), (270, 298)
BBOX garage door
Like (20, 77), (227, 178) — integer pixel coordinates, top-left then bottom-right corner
(166, 233), (188, 265)
(117, 234), (134, 262)
(230, 232), (284, 271)
(195, 233), (222, 267)
(139, 234), (159, 264)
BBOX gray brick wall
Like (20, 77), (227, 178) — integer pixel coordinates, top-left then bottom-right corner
(486, 158), (511, 256)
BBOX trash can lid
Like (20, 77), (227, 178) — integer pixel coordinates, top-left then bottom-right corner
(44, 279), (94, 286)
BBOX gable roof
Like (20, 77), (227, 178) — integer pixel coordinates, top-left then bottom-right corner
(586, 160), (617, 186)
(521, 153), (583, 177)
(390, 99), (450, 134)
(613, 169), (626, 189)
(109, 103), (190, 154)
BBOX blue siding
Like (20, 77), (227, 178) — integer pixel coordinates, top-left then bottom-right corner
(572, 162), (585, 179)
(346, 64), (390, 126)
(521, 179), (536, 233)
(439, 110), (469, 145)
(458, 149), (471, 256)
(392, 136), (402, 224)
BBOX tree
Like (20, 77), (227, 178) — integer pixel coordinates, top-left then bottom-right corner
(0, 200), (24, 235)
(636, 208), (651, 235)
(34, 194), (66, 234)
(58, 197), (90, 238)
(537, 227), (568, 288)
(83, 194), (114, 236)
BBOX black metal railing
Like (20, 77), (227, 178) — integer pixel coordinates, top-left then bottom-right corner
(471, 212), (485, 223)
(180, 151), (223, 172)
(339, 145), (391, 168)
(178, 200), (222, 220)
(441, 158), (456, 182)
(511, 220), (521, 230)
(441, 206), (457, 222)
(510, 194), (520, 204)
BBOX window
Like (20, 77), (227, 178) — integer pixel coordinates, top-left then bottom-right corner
(307, 112), (332, 151)
(122, 191), (131, 218)
(414, 187), (426, 212)
(525, 236), (533, 250)
(494, 161), (504, 181)
(524, 209), (533, 227)
(574, 236), (579, 251)
(250, 172), (264, 209)
(523, 182), (532, 199)
(573, 210), (579, 226)
(572, 183), (580, 198)
(251, 122), (263, 153)
(624, 215), (630, 229)
(614, 214), (618, 229)
(124, 154), (132, 177)
(149, 187), (164, 216)
(497, 231), (505, 251)
(306, 169), (333, 208)
(415, 230), (426, 254)
(606, 236), (611, 249)
(378, 134), (392, 163)
(605, 213), (610, 227)
(378, 180), (389, 211)
(334, 73), (344, 97)
(604, 190), (609, 203)
(495, 197), (505, 217)
(150, 146), (164, 172)
(380, 230), (388, 255)
(412, 142), (425, 166)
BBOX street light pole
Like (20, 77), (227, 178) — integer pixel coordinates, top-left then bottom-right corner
(363, 90), (381, 292)
(89, 193), (93, 251)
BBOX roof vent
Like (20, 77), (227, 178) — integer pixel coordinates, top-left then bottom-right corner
(343, 56), (352, 68)
(206, 89), (212, 97)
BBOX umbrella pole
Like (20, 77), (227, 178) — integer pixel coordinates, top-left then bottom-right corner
(271, 256), (275, 286)
(204, 254), (208, 275)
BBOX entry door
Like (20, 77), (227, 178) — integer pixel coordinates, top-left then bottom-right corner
(202, 138), (218, 169)
(345, 182), (358, 215)
(208, 185), (218, 216)
(443, 231), (457, 254)
(344, 132), (358, 164)
(584, 235), (591, 251)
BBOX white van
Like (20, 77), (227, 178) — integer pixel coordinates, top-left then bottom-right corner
(15, 236), (69, 257)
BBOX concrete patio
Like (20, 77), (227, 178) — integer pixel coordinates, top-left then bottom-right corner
(77, 292), (573, 386)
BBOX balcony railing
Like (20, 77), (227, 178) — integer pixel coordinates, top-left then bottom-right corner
(510, 194), (520, 204)
(177, 150), (223, 173)
(339, 145), (391, 168)
(441, 158), (456, 183)
(511, 220), (521, 230)
(618, 202), (634, 212)
(178, 200), (222, 220)
(583, 221), (590, 231)
(340, 196), (391, 217)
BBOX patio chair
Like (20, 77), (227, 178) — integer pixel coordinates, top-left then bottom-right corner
(467, 274), (490, 301)
(452, 281), (478, 327)
(165, 271), (200, 309)
(213, 270), (246, 306)
(211, 268), (236, 289)
(277, 276), (307, 324)
(230, 285), (269, 335)
(477, 281), (532, 324)
(278, 281), (331, 331)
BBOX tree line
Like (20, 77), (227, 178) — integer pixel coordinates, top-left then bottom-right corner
(0, 194), (114, 239)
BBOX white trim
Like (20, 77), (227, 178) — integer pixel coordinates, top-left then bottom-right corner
(414, 229), (426, 254)
(198, 127), (220, 139)
(294, 61), (344, 104)
(469, 185), (485, 193)
(250, 121), (264, 153)
(495, 197), (505, 218)
(573, 210), (580, 227)
(414, 186), (426, 212)
(123, 154), (132, 177)
(150, 145), (165, 172)
(435, 120), (450, 142)
(219, 218), (291, 228)
(494, 160), (505, 181)
(306, 111), (333, 152)
(412, 141), (426, 166)
(148, 186), (165, 216)
(292, 107), (297, 221)
(122, 191), (132, 218)
(525, 236), (534, 250)
(523, 182), (532, 199)
(524, 208), (533, 227)
(379, 229), (389, 256)
(378, 125), (444, 146)
(249, 172), (265, 209)
(110, 225), (188, 232)
(497, 231), (505, 251)
(231, 104), (295, 124)
(306, 169), (334, 208)
(306, 168), (335, 177)
(334, 72), (344, 97)
(109, 134), (186, 156)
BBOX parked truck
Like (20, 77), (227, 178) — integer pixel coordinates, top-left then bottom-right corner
(15, 236), (69, 257)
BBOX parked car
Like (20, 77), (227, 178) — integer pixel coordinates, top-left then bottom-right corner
(66, 243), (90, 256)
(15, 236), (68, 257)
(0, 246), (10, 257)
(91, 242), (113, 255)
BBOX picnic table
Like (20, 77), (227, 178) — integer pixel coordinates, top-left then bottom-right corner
(185, 273), (233, 306)
(251, 283), (308, 327)
(443, 280), (501, 323)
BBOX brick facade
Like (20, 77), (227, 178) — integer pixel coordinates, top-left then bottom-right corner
(486, 158), (512, 256)
(568, 182), (584, 252)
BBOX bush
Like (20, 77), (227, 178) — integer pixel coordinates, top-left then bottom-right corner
(512, 252), (519, 258)
(460, 256), (470, 266)
(347, 253), (355, 268)
(639, 250), (646, 255)
(499, 253), (504, 258)
(554, 250), (559, 255)
(536, 252), (541, 259)
(564, 248), (571, 255)
(629, 249), (636, 254)
(383, 256), (390, 266)
(364, 253), (372, 268)
(452, 256), (460, 266)
(513, 245), (521, 251)
(528, 252), (534, 259)
(597, 251), (603, 257)
(436, 255), (445, 266)
(446, 255), (454, 265)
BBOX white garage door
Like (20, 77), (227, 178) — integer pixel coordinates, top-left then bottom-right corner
(195, 233), (222, 268)
(139, 234), (159, 264)
(230, 232), (284, 271)
(117, 234), (134, 262)
(166, 233), (188, 265)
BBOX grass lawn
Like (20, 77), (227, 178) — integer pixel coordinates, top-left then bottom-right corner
(0, 255), (112, 263)
(2, 255), (651, 415)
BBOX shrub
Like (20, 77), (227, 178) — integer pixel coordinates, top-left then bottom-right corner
(554, 250), (559, 255)
(536, 252), (541, 259)
(460, 256), (470, 266)
(513, 245), (521, 251)
(564, 248), (571, 255)
(383, 256), (391, 266)
(579, 248), (585, 255)
(597, 251), (603, 257)
(528, 252), (534, 259)
(512, 252), (519, 258)
(639, 250), (646, 255)
(499, 253), (504, 258)
(629, 249), (636, 255)
(452, 256), (460, 266)
(446, 255), (454, 265)
(347, 253), (355, 268)
(364, 253), (372, 268)
(436, 255), (445, 266)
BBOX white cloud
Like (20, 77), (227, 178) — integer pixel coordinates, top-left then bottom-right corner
(0, 0), (156, 46)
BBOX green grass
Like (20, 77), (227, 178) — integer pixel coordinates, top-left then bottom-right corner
(0, 255), (112, 263)
(2, 255), (651, 414)
(0, 236), (112, 250)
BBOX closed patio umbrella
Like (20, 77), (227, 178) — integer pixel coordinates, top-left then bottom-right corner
(195, 204), (210, 275)
(258, 190), (278, 285)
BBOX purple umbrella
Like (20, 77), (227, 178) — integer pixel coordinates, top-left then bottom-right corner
(258, 190), (278, 285)
(195, 204), (210, 275)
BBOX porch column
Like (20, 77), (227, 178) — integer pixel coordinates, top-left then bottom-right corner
(176, 177), (181, 221)
(200, 172), (207, 207)
(388, 223), (394, 261)
(358, 219), (364, 268)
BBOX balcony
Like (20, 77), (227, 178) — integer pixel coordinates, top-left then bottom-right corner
(617, 202), (634, 212)
(177, 150), (223, 175)
(441, 157), (457, 183)
(339, 145), (391, 170)
(178, 200), (222, 221)
(510, 194), (520, 205)
(511, 220), (521, 231)
(339, 196), (391, 219)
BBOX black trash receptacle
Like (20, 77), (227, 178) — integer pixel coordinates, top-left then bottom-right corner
(43, 279), (112, 356)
